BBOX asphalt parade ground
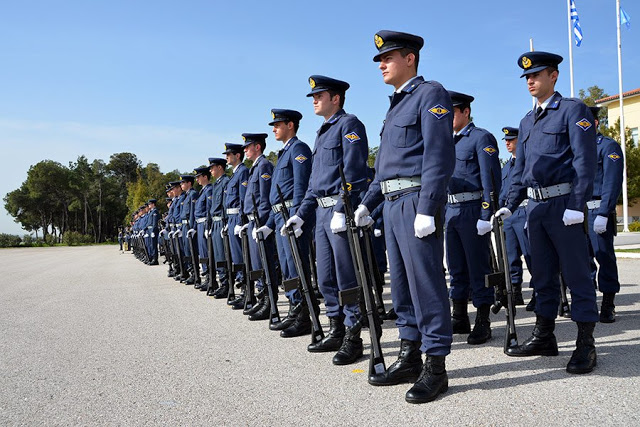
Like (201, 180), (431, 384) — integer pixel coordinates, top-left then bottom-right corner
(1, 246), (639, 426)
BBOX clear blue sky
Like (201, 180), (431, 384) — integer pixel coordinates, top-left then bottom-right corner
(1, 0), (638, 234)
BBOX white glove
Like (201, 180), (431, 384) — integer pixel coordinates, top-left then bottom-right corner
(282, 215), (304, 237)
(476, 219), (493, 236)
(143, 233), (149, 238)
(234, 224), (242, 236)
(253, 225), (273, 241)
(494, 207), (512, 220)
(373, 229), (382, 237)
(204, 229), (209, 239)
(594, 215), (608, 234)
(330, 212), (347, 234)
(354, 205), (373, 227)
(151, 232), (155, 238)
(240, 223), (249, 233)
(414, 214), (436, 238)
(562, 209), (584, 226)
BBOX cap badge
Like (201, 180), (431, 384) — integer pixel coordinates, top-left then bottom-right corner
(522, 56), (532, 69)
(309, 78), (316, 89)
(374, 34), (384, 48)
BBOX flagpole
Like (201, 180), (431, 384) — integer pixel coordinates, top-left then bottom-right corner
(616, 0), (629, 232)
(567, 0), (575, 97)
(530, 38), (536, 109)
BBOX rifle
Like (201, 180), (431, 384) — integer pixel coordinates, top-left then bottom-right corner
(276, 185), (324, 344)
(485, 173), (518, 353)
(559, 273), (571, 318)
(206, 226), (219, 293)
(174, 228), (186, 280)
(187, 228), (201, 286)
(337, 165), (386, 378)
(240, 215), (256, 311)
(251, 194), (281, 325)
(360, 228), (387, 318)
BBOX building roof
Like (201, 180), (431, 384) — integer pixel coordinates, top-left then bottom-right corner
(596, 88), (640, 106)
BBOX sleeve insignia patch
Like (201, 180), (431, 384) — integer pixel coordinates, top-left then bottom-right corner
(608, 153), (621, 162)
(428, 104), (450, 120)
(344, 132), (360, 143)
(483, 146), (497, 156)
(260, 173), (271, 180)
(576, 118), (592, 131)
(482, 202), (490, 209)
(295, 154), (308, 163)
(241, 181), (248, 187)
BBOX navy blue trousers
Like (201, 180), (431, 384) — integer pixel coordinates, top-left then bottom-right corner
(227, 214), (244, 283)
(384, 193), (451, 355)
(503, 206), (533, 287)
(587, 210), (620, 294)
(211, 220), (229, 286)
(196, 222), (207, 273)
(314, 205), (359, 327)
(446, 202), (494, 307)
(527, 196), (598, 322)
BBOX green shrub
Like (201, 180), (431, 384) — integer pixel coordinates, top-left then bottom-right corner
(0, 233), (22, 248)
(629, 221), (640, 232)
(62, 231), (94, 246)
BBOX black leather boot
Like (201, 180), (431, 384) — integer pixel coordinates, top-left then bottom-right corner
(566, 322), (597, 374)
(405, 355), (448, 404)
(229, 295), (246, 309)
(506, 314), (558, 357)
(526, 292), (537, 312)
(212, 285), (228, 299)
(451, 300), (470, 334)
(270, 302), (301, 331)
(244, 296), (265, 316)
(369, 339), (422, 386)
(280, 305), (312, 337)
(380, 307), (398, 321)
(467, 304), (491, 345)
(599, 293), (616, 323)
(249, 297), (272, 321)
(513, 283), (524, 305)
(332, 323), (363, 365)
(307, 316), (345, 352)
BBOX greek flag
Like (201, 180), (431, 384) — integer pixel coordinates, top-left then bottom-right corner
(621, 6), (631, 29)
(570, 0), (583, 47)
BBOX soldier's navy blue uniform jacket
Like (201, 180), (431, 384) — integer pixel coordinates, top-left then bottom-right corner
(266, 137), (312, 230)
(499, 157), (516, 206)
(505, 92), (597, 212)
(297, 109), (369, 220)
(593, 134), (624, 216)
(243, 155), (273, 225)
(195, 184), (212, 220)
(448, 122), (501, 220)
(147, 208), (159, 233)
(170, 193), (184, 229)
(362, 77), (455, 216)
(180, 188), (198, 228)
(210, 175), (230, 220)
(224, 164), (249, 213)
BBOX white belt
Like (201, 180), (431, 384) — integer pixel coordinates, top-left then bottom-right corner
(381, 176), (421, 195)
(247, 214), (255, 221)
(272, 199), (293, 213)
(226, 208), (240, 215)
(447, 191), (482, 204)
(181, 220), (189, 224)
(587, 200), (601, 210)
(317, 195), (340, 208)
(212, 216), (223, 222)
(518, 199), (529, 208)
(196, 217), (207, 224)
(527, 183), (572, 201)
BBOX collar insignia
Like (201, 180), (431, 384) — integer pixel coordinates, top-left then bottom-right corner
(428, 104), (450, 120)
(483, 146), (497, 156)
(576, 118), (592, 131)
(344, 132), (360, 143)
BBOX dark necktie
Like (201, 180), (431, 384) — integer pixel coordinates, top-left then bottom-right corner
(535, 106), (543, 119)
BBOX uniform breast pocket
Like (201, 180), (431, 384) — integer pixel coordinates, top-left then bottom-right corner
(454, 150), (476, 176)
(322, 139), (342, 166)
(389, 113), (419, 148)
(540, 124), (567, 153)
